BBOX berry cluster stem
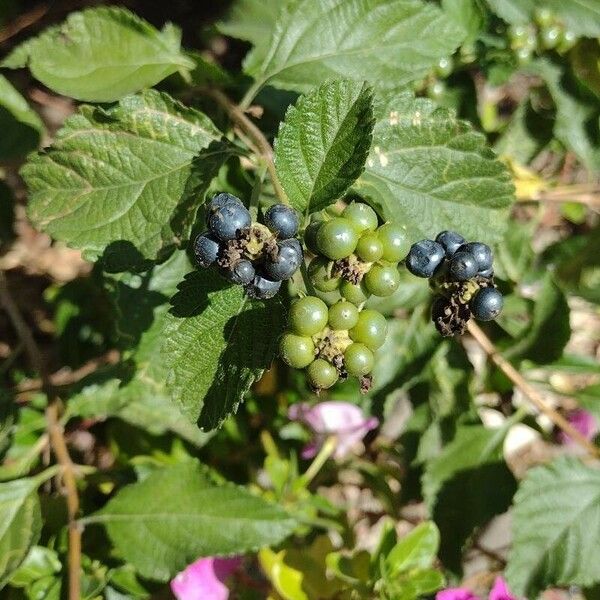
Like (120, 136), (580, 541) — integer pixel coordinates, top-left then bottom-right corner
(0, 270), (82, 600)
(467, 320), (600, 458)
(205, 88), (290, 207)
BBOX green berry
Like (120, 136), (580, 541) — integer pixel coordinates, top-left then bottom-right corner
(340, 280), (371, 305)
(307, 359), (339, 389)
(344, 343), (374, 376)
(342, 202), (378, 233)
(534, 6), (554, 28)
(515, 45), (533, 63)
(435, 56), (453, 78)
(304, 219), (323, 255)
(356, 232), (384, 262)
(316, 218), (359, 260)
(364, 264), (400, 297)
(289, 296), (328, 336)
(428, 80), (446, 100)
(328, 301), (359, 330)
(377, 223), (410, 262)
(308, 257), (340, 292)
(349, 309), (388, 350)
(539, 24), (561, 49)
(557, 29), (576, 53)
(280, 333), (315, 368)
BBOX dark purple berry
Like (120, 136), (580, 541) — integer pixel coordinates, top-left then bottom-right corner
(479, 267), (494, 279)
(208, 202), (251, 242)
(405, 240), (445, 278)
(449, 251), (478, 281)
(264, 204), (300, 239)
(245, 275), (281, 299)
(435, 230), (466, 257)
(263, 238), (303, 281)
(458, 242), (493, 272)
(226, 260), (256, 285)
(470, 287), (503, 321)
(193, 231), (220, 268)
(206, 192), (242, 216)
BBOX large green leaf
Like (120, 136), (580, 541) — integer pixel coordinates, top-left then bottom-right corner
(162, 269), (285, 430)
(21, 90), (223, 263)
(0, 75), (43, 161)
(217, 0), (281, 45)
(2, 7), (194, 102)
(0, 478), (42, 589)
(274, 79), (374, 214)
(244, 0), (464, 96)
(506, 456), (600, 597)
(354, 93), (514, 244)
(91, 461), (296, 581)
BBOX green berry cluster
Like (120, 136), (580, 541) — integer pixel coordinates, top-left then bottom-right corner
(305, 202), (410, 305)
(279, 295), (387, 393)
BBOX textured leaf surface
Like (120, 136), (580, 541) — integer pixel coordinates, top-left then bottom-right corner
(94, 461), (296, 581)
(244, 0), (464, 94)
(506, 456), (600, 597)
(2, 7), (194, 102)
(22, 91), (223, 262)
(274, 80), (374, 213)
(354, 92), (515, 244)
(484, 0), (533, 23)
(0, 478), (42, 589)
(0, 75), (43, 161)
(162, 269), (285, 430)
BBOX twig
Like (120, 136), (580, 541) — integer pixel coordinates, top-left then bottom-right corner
(0, 3), (48, 44)
(0, 270), (81, 600)
(519, 184), (600, 208)
(203, 88), (290, 206)
(467, 321), (600, 459)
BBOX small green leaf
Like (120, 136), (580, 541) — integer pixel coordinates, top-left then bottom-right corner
(93, 460), (296, 581)
(9, 546), (61, 588)
(0, 478), (42, 589)
(217, 0), (280, 45)
(2, 7), (194, 102)
(354, 92), (515, 244)
(506, 456), (600, 597)
(162, 269), (285, 430)
(0, 75), (43, 161)
(244, 0), (464, 95)
(22, 90), (224, 263)
(385, 522), (440, 575)
(442, 0), (485, 44)
(543, 0), (600, 37)
(274, 79), (374, 214)
(484, 0), (534, 24)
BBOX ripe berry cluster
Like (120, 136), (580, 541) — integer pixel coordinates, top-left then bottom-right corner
(279, 296), (387, 393)
(193, 193), (302, 299)
(305, 202), (410, 305)
(406, 231), (504, 336)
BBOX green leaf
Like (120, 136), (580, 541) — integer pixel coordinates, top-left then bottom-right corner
(162, 269), (285, 430)
(217, 0), (280, 45)
(543, 0), (600, 37)
(274, 79), (374, 214)
(571, 40), (600, 99)
(506, 456), (600, 597)
(244, 0), (465, 95)
(577, 384), (600, 422)
(0, 478), (42, 589)
(385, 522), (440, 575)
(9, 546), (61, 588)
(92, 460), (296, 581)
(21, 90), (224, 263)
(484, 0), (533, 24)
(2, 7), (194, 102)
(354, 92), (515, 244)
(442, 0), (485, 44)
(0, 75), (43, 161)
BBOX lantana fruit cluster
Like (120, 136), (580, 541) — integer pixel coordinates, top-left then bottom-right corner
(406, 230), (504, 336)
(193, 193), (303, 299)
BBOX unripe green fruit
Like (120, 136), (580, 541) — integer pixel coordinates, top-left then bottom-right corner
(308, 257), (340, 292)
(364, 264), (400, 297)
(378, 223), (410, 262)
(349, 309), (388, 350)
(356, 232), (384, 262)
(344, 343), (374, 376)
(289, 296), (328, 336)
(340, 280), (371, 305)
(435, 56), (453, 78)
(316, 218), (359, 259)
(307, 359), (339, 389)
(342, 202), (378, 233)
(328, 301), (359, 330)
(280, 333), (315, 368)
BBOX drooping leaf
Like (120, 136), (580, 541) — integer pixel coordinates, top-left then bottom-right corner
(92, 460), (296, 581)
(2, 7), (194, 102)
(0, 75), (43, 161)
(506, 456), (600, 597)
(162, 269), (285, 430)
(354, 92), (515, 244)
(217, 0), (280, 46)
(21, 90), (224, 263)
(244, 0), (465, 96)
(274, 79), (374, 214)
(0, 478), (42, 589)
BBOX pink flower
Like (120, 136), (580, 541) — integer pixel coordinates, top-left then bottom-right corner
(436, 577), (516, 600)
(288, 401), (378, 459)
(170, 557), (242, 600)
(558, 409), (599, 445)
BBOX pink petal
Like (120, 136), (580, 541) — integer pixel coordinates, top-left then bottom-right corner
(170, 557), (241, 600)
(489, 577), (516, 600)
(437, 588), (480, 600)
(333, 417), (379, 459)
(558, 409), (599, 445)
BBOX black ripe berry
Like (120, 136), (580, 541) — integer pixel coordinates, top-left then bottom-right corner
(406, 240), (445, 278)
(226, 260), (256, 285)
(449, 251), (478, 281)
(193, 232), (220, 268)
(208, 202), (252, 242)
(470, 287), (504, 321)
(206, 192), (242, 215)
(459, 241), (493, 273)
(263, 239), (303, 281)
(264, 204), (300, 239)
(245, 275), (281, 299)
(435, 230), (465, 257)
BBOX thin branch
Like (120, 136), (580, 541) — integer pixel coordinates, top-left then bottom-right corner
(0, 270), (81, 600)
(467, 320), (600, 459)
(203, 88), (290, 206)
(519, 184), (600, 208)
